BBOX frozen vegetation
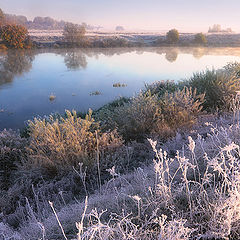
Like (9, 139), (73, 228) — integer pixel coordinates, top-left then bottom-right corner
(28, 29), (240, 48)
(0, 63), (240, 239)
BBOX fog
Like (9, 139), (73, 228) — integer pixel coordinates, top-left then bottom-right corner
(1, 0), (240, 32)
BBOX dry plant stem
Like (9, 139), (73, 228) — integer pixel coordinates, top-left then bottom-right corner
(32, 184), (41, 216)
(96, 130), (102, 193)
(73, 163), (88, 196)
(177, 153), (194, 221)
(76, 196), (88, 240)
(49, 201), (68, 240)
(37, 222), (46, 240)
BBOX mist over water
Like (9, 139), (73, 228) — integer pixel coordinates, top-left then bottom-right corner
(1, 47), (240, 130)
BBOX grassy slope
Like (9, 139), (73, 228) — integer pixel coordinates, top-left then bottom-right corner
(1, 63), (240, 239)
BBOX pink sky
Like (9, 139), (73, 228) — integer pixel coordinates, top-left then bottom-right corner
(1, 0), (239, 32)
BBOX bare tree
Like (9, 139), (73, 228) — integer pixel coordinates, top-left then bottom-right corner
(63, 23), (86, 46)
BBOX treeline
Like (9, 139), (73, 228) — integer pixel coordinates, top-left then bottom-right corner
(208, 24), (232, 33)
(0, 8), (215, 49)
(0, 9), (32, 49)
(4, 13), (98, 30)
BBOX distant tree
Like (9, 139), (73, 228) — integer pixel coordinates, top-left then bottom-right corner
(82, 22), (88, 28)
(0, 8), (5, 25)
(44, 17), (55, 27)
(33, 16), (45, 24)
(115, 26), (124, 31)
(4, 14), (28, 26)
(0, 24), (31, 48)
(194, 33), (207, 45)
(63, 23), (86, 46)
(208, 24), (221, 33)
(226, 28), (232, 33)
(166, 29), (179, 44)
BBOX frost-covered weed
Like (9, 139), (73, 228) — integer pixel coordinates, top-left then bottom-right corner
(25, 110), (123, 174)
(7, 115), (240, 240)
(97, 87), (204, 141)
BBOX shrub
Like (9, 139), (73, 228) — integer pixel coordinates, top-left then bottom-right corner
(96, 91), (161, 141)
(25, 110), (123, 175)
(144, 80), (178, 97)
(158, 87), (205, 135)
(93, 38), (129, 48)
(185, 68), (240, 111)
(111, 91), (162, 141)
(166, 29), (179, 44)
(223, 62), (240, 77)
(0, 24), (31, 49)
(194, 33), (207, 45)
(97, 87), (204, 141)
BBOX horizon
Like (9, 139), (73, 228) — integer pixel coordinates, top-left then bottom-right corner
(1, 0), (240, 32)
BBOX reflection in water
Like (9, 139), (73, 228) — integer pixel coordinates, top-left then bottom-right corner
(192, 48), (205, 59)
(165, 49), (178, 62)
(0, 50), (34, 87)
(1, 47), (240, 130)
(63, 50), (87, 70)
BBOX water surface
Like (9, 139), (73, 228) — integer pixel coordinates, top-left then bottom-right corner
(1, 47), (240, 130)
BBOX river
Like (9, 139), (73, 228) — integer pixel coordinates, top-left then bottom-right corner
(1, 47), (240, 129)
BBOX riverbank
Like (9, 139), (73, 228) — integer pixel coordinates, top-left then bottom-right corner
(1, 47), (240, 130)
(1, 63), (240, 239)
(28, 30), (240, 48)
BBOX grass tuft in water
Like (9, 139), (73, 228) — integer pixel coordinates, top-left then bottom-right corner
(49, 94), (56, 101)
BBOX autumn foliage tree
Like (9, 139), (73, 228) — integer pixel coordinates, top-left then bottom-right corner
(0, 24), (31, 48)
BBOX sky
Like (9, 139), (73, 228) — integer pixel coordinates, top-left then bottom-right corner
(1, 0), (240, 32)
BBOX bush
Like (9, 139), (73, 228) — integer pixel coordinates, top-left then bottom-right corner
(185, 68), (240, 111)
(92, 38), (130, 48)
(111, 91), (162, 141)
(25, 110), (123, 175)
(166, 29), (179, 44)
(158, 87), (205, 135)
(223, 62), (240, 77)
(144, 80), (178, 97)
(194, 33), (207, 45)
(97, 87), (204, 141)
(0, 24), (31, 49)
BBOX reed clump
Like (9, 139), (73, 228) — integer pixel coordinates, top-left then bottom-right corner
(25, 110), (123, 175)
(97, 87), (204, 141)
(185, 66), (240, 111)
